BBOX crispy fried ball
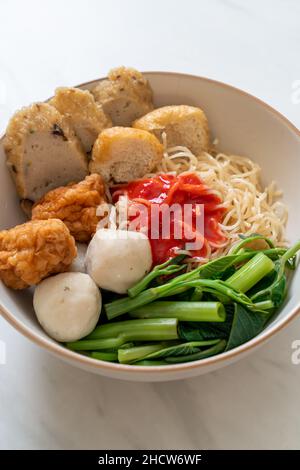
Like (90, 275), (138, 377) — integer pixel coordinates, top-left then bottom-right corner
(0, 219), (77, 289)
(31, 174), (107, 242)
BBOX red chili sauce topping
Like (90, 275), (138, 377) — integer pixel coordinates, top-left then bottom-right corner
(111, 173), (226, 265)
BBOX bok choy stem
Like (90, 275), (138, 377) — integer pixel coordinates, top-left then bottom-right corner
(90, 351), (118, 361)
(118, 343), (167, 364)
(225, 253), (274, 293)
(66, 337), (125, 351)
(129, 301), (226, 322)
(253, 300), (274, 310)
(66, 319), (179, 352)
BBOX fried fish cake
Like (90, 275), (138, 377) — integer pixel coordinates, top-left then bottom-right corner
(92, 66), (153, 126)
(0, 219), (76, 289)
(89, 127), (163, 182)
(4, 102), (88, 202)
(32, 174), (107, 242)
(133, 105), (210, 155)
(50, 87), (112, 153)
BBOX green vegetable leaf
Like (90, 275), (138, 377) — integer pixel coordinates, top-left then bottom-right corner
(247, 269), (277, 297)
(165, 339), (227, 363)
(199, 255), (240, 279)
(251, 259), (287, 308)
(225, 303), (266, 351)
(197, 248), (275, 281)
(251, 241), (300, 308)
(178, 323), (225, 341)
(140, 340), (219, 361)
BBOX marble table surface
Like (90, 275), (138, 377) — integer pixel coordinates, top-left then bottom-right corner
(0, 0), (300, 450)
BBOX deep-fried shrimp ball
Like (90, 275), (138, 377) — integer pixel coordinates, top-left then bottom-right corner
(0, 219), (76, 289)
(31, 174), (107, 242)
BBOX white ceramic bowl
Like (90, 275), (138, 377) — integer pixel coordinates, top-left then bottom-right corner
(1, 72), (300, 382)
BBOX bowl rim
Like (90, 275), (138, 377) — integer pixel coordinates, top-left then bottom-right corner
(1, 70), (300, 376)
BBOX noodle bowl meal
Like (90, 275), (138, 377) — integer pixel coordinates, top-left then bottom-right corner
(0, 66), (298, 367)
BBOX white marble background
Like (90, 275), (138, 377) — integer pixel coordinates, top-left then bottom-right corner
(0, 0), (300, 450)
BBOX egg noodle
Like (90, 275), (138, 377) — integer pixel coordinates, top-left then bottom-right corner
(145, 133), (288, 266)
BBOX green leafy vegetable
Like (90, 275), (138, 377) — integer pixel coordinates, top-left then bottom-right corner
(190, 287), (203, 301)
(128, 254), (186, 297)
(85, 318), (178, 340)
(90, 351), (118, 361)
(225, 303), (267, 351)
(226, 253), (274, 293)
(129, 301), (226, 322)
(165, 339), (227, 363)
(66, 318), (179, 351)
(141, 340), (220, 361)
(118, 343), (169, 364)
(168, 278), (266, 313)
(69, 237), (300, 367)
(105, 275), (263, 320)
(178, 305), (234, 341)
(67, 337), (125, 351)
(253, 300), (274, 310)
(198, 254), (243, 279)
(105, 244), (290, 320)
(250, 241), (300, 308)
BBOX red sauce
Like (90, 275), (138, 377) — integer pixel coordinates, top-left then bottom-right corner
(111, 173), (226, 265)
